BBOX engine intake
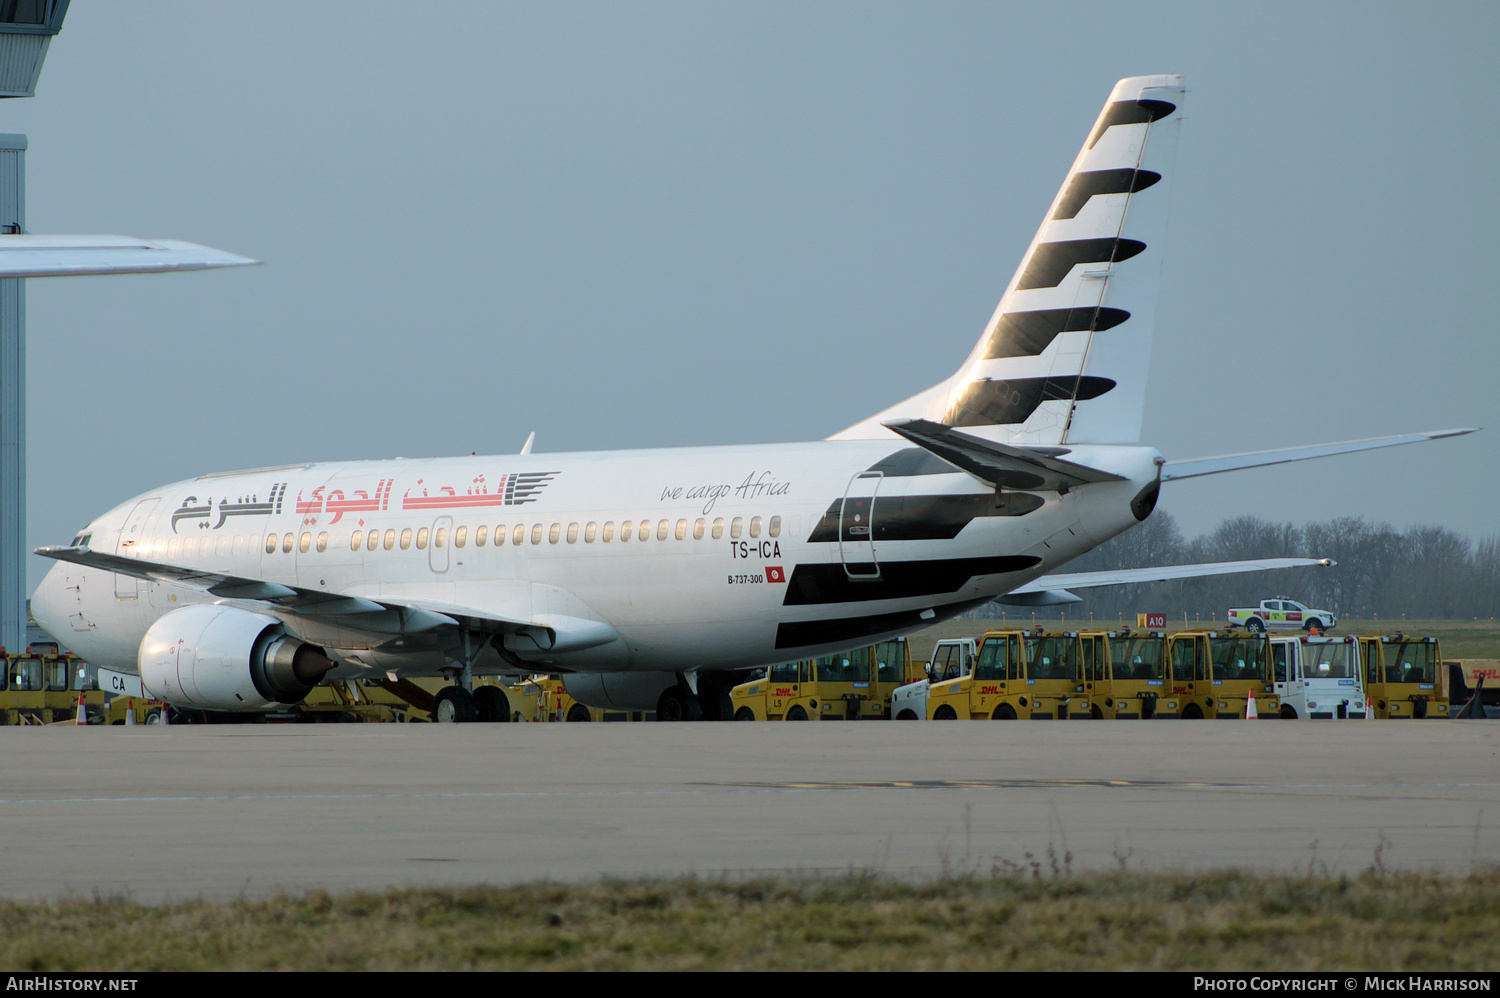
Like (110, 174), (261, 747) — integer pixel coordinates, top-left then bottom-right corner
(139, 604), (335, 711)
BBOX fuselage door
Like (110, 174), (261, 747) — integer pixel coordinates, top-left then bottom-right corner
(839, 471), (882, 580)
(114, 499), (160, 599)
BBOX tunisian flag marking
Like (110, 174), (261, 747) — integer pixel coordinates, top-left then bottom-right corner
(765, 566), (785, 583)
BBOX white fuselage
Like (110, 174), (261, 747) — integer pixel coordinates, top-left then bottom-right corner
(31, 438), (1161, 680)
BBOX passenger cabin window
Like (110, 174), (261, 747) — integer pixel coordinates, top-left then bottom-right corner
(512, 525), (524, 546)
(730, 517), (743, 539)
(531, 524), (544, 545)
(675, 519), (687, 541)
(417, 527), (429, 549)
(657, 519), (669, 541)
(299, 533), (311, 553)
(455, 526), (467, 548)
(712, 518), (724, 539)
(769, 515), (781, 538)
(282, 533), (294, 554)
(749, 516), (762, 538)
(475, 525), (487, 547)
(383, 529), (396, 551)
(265, 534), (277, 554)
(400, 528), (412, 550)
(585, 522), (597, 543)
(639, 520), (651, 542)
(693, 519), (705, 540)
(567, 523), (579, 543)
(602, 521), (615, 542)
(621, 520), (633, 542)
(548, 523), (560, 544)
(435, 527), (448, 548)
(316, 532), (328, 552)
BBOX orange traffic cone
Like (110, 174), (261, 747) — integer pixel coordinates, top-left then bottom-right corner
(74, 692), (87, 725)
(1246, 688), (1259, 720)
(124, 698), (136, 725)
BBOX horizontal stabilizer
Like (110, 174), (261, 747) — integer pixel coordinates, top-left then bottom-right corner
(1009, 557), (1334, 594)
(1162, 429), (1477, 482)
(0, 235), (259, 277)
(883, 418), (1123, 492)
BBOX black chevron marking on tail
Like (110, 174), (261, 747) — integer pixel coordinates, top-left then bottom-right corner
(944, 375), (1116, 428)
(981, 307), (1131, 360)
(1017, 238), (1145, 290)
(1052, 169), (1161, 220)
(1085, 99), (1176, 150)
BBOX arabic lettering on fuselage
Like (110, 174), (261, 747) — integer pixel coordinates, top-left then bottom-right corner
(172, 473), (560, 532)
(291, 472), (558, 524)
(399, 472), (559, 511)
(296, 479), (394, 524)
(170, 483), (288, 533)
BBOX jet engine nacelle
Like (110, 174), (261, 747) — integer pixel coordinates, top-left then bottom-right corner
(563, 671), (680, 713)
(138, 604), (335, 711)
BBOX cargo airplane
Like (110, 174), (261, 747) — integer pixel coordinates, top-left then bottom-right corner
(29, 76), (1473, 720)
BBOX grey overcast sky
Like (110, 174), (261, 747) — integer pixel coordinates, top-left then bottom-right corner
(10, 2), (1498, 590)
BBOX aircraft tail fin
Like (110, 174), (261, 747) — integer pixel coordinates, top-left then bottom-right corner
(833, 75), (1183, 446)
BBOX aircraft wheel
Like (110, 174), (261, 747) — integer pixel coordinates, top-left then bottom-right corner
(1246, 619), (1264, 633)
(1280, 705), (1298, 719)
(734, 707), (756, 721)
(934, 705), (958, 720)
(433, 686), (478, 723)
(472, 686), (510, 722)
(655, 687), (701, 721)
(991, 704), (1017, 720)
(566, 703), (591, 722)
(786, 705), (809, 721)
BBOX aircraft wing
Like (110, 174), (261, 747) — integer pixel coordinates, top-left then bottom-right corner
(999, 557), (1334, 605)
(1161, 429), (1477, 481)
(883, 418), (1124, 491)
(0, 235), (259, 277)
(35, 544), (472, 632)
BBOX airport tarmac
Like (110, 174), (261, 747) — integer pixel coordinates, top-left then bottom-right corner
(0, 721), (1495, 902)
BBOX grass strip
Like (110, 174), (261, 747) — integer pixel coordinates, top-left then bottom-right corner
(2, 869), (1497, 971)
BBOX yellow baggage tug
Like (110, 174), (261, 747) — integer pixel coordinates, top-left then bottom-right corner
(730, 638), (914, 720)
(1358, 633), (1447, 719)
(891, 628), (1094, 720)
(1080, 628), (1171, 719)
(1164, 630), (1276, 719)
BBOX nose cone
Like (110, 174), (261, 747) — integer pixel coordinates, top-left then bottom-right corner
(29, 562), (67, 639)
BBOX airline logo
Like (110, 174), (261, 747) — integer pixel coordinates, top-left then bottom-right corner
(765, 566), (785, 583)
